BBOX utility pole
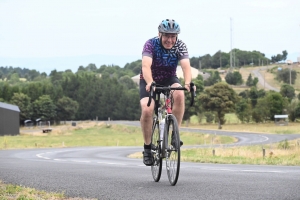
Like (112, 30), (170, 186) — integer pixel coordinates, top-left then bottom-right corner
(290, 66), (292, 85)
(230, 18), (233, 70)
(264, 71), (265, 89)
(220, 50), (222, 68)
(199, 59), (202, 71)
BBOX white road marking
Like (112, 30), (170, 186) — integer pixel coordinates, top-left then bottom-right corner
(71, 160), (91, 163)
(35, 149), (288, 174)
(53, 159), (67, 161)
(259, 135), (269, 142)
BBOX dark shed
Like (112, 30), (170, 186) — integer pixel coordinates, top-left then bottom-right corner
(0, 102), (20, 136)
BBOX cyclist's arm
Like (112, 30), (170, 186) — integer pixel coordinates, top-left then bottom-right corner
(180, 58), (192, 91)
(142, 56), (153, 92)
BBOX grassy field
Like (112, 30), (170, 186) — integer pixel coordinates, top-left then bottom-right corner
(129, 138), (300, 166)
(181, 139), (300, 166)
(221, 64), (300, 94)
(2, 122), (235, 149)
(185, 114), (300, 134)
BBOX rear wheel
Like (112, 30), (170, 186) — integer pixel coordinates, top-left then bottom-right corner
(165, 115), (180, 186)
(151, 119), (162, 182)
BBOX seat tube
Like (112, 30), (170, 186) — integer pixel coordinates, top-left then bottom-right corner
(166, 98), (172, 114)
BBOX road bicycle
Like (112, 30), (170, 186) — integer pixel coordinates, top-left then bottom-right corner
(147, 82), (195, 186)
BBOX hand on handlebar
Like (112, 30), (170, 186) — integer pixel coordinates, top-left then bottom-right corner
(146, 81), (155, 92)
(185, 83), (196, 93)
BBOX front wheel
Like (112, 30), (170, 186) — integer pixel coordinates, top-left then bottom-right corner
(165, 115), (180, 186)
(151, 119), (162, 182)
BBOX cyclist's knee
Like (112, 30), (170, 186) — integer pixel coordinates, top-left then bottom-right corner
(140, 98), (154, 118)
(141, 108), (153, 119)
(173, 90), (184, 103)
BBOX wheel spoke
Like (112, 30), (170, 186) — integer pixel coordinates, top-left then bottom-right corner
(151, 120), (162, 182)
(165, 115), (180, 186)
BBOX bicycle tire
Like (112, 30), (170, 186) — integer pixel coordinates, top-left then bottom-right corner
(151, 119), (162, 182)
(165, 114), (180, 186)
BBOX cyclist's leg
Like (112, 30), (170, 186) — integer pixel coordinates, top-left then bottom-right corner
(170, 82), (184, 127)
(140, 79), (155, 165)
(140, 97), (154, 145)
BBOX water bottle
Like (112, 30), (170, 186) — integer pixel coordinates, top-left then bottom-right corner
(160, 118), (165, 140)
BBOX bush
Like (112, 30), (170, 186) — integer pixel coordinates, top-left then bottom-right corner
(277, 139), (290, 149)
(225, 71), (243, 85)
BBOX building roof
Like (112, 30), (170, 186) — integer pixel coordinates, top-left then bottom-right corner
(0, 102), (20, 112)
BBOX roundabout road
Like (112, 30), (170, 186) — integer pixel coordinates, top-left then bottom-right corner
(1, 121), (300, 200)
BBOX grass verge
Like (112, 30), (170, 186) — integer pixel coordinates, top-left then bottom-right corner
(0, 180), (97, 200)
(2, 122), (235, 149)
(129, 139), (300, 166)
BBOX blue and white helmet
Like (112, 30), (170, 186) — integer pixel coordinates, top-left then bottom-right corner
(158, 19), (180, 34)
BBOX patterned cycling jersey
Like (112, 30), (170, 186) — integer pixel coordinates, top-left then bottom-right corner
(140, 36), (189, 82)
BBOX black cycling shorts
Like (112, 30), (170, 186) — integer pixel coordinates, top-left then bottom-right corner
(139, 76), (181, 100)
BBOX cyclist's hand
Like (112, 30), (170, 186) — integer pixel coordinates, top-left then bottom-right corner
(146, 82), (155, 92)
(184, 83), (196, 92)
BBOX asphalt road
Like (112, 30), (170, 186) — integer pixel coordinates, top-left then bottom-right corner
(1, 122), (300, 200)
(251, 66), (280, 92)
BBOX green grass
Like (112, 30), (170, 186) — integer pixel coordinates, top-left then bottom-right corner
(181, 140), (300, 165)
(1, 123), (235, 149)
(0, 181), (68, 200)
(187, 114), (300, 134)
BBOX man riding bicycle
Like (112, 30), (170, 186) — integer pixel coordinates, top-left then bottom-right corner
(139, 19), (194, 166)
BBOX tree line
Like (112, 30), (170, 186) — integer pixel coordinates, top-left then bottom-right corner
(0, 64), (141, 124)
(0, 48), (299, 127)
(189, 49), (288, 69)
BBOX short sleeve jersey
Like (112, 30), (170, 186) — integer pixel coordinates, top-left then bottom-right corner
(140, 36), (189, 82)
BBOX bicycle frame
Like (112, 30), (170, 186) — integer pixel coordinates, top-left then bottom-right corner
(149, 83), (195, 156)
(147, 82), (195, 185)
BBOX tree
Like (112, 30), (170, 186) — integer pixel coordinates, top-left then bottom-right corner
(225, 71), (243, 85)
(280, 84), (295, 100)
(56, 96), (79, 123)
(204, 71), (221, 86)
(235, 98), (251, 123)
(249, 87), (259, 107)
(199, 82), (239, 129)
(8, 73), (20, 84)
(265, 92), (288, 120)
(27, 69), (40, 81)
(85, 63), (97, 72)
(252, 77), (259, 87)
(50, 70), (64, 85)
(246, 74), (253, 87)
(282, 50), (288, 61)
(32, 95), (56, 121)
(277, 69), (297, 84)
(252, 97), (270, 123)
(271, 50), (288, 63)
(119, 75), (137, 90)
(1, 83), (14, 102)
(287, 99), (300, 122)
(182, 75), (204, 125)
(10, 93), (33, 122)
(199, 54), (212, 69)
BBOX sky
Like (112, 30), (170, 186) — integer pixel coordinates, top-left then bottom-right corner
(0, 0), (299, 74)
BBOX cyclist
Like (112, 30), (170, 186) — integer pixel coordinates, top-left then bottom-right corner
(139, 19), (194, 166)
